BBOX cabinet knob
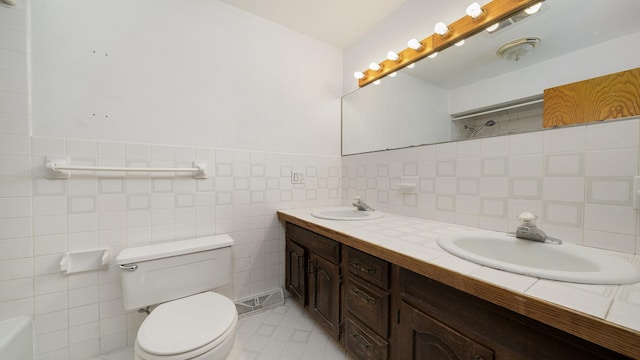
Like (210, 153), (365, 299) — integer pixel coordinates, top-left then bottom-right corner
(474, 355), (484, 360)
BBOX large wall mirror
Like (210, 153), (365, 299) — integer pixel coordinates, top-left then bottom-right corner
(342, 0), (640, 155)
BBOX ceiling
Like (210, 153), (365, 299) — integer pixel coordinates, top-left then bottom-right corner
(217, 0), (407, 49)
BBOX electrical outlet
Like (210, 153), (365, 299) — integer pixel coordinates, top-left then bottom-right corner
(291, 171), (305, 184)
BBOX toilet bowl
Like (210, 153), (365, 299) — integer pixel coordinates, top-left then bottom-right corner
(134, 292), (237, 360)
(115, 235), (237, 360)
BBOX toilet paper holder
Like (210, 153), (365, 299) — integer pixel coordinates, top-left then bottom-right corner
(60, 248), (110, 274)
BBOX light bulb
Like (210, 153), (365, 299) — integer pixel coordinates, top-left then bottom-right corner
(389, 72), (397, 78)
(485, 23), (500, 32)
(455, 40), (465, 47)
(373, 80), (381, 85)
(353, 71), (365, 80)
(434, 22), (449, 36)
(524, 2), (542, 15)
(466, 2), (483, 19)
(387, 51), (400, 62)
(369, 62), (381, 71)
(428, 52), (438, 59)
(407, 63), (415, 69)
(407, 38), (423, 50)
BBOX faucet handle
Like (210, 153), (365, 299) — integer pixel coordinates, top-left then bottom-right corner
(517, 212), (538, 227)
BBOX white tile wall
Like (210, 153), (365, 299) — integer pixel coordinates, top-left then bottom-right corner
(0, 134), (341, 359)
(343, 118), (640, 255)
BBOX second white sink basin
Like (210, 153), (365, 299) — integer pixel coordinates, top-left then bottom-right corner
(437, 233), (640, 284)
(311, 208), (384, 221)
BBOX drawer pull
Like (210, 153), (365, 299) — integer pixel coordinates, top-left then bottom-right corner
(352, 333), (373, 351)
(350, 260), (376, 274)
(351, 285), (376, 304)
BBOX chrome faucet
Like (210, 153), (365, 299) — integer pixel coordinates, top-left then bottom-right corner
(352, 196), (375, 211)
(514, 212), (562, 245)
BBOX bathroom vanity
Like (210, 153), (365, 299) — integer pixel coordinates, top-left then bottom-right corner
(278, 208), (640, 359)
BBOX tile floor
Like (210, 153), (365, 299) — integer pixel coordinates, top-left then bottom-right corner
(229, 298), (350, 360)
(94, 298), (352, 360)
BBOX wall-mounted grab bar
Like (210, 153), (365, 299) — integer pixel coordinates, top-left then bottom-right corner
(45, 157), (208, 179)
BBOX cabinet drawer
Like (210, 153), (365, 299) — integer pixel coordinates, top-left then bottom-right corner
(345, 274), (390, 337)
(344, 316), (389, 360)
(345, 246), (389, 288)
(286, 223), (340, 263)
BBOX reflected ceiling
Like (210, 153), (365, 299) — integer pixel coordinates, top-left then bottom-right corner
(405, 0), (640, 89)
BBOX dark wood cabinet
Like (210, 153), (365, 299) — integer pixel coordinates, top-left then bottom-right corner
(282, 221), (631, 359)
(343, 246), (391, 360)
(396, 267), (628, 360)
(396, 301), (494, 360)
(344, 316), (390, 360)
(285, 238), (306, 305)
(284, 223), (342, 339)
(308, 252), (341, 338)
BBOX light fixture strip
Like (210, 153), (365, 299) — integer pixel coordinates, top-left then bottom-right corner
(357, 0), (543, 87)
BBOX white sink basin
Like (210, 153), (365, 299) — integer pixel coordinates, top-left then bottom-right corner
(437, 233), (640, 284)
(311, 208), (384, 221)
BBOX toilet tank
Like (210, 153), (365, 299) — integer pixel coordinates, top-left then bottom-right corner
(115, 234), (233, 311)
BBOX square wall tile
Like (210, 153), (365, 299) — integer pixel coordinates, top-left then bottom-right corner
(478, 177), (508, 198)
(0, 134), (30, 155)
(509, 131), (543, 155)
(456, 140), (481, 159)
(481, 136), (509, 157)
(543, 202), (582, 227)
(456, 158), (480, 177)
(586, 119), (639, 150)
(0, 196), (31, 218)
(482, 158), (508, 176)
(586, 149), (638, 177)
(584, 204), (637, 235)
(98, 141), (125, 159)
(509, 154), (543, 177)
(544, 126), (585, 153)
(586, 178), (632, 206)
(545, 153), (583, 176)
(436, 142), (456, 160)
(543, 177), (584, 202)
(510, 178), (541, 200)
(481, 198), (507, 218)
(457, 178), (478, 195)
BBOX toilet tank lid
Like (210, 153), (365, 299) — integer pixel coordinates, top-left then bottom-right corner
(116, 234), (233, 264)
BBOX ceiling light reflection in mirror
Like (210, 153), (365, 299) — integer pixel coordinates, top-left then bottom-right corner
(342, 0), (640, 155)
(354, 0), (543, 87)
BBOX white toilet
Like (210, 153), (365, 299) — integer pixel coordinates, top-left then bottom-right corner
(116, 234), (237, 360)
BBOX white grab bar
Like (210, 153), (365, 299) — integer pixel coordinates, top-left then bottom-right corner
(45, 157), (207, 179)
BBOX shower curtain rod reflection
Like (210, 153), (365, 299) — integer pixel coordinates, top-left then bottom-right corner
(44, 157), (208, 179)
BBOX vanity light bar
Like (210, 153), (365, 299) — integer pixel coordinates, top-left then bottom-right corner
(356, 0), (544, 87)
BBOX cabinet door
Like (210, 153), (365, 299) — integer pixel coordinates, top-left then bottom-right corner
(396, 301), (494, 360)
(308, 252), (341, 339)
(285, 238), (306, 306)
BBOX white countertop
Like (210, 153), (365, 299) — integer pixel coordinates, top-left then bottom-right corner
(278, 206), (640, 334)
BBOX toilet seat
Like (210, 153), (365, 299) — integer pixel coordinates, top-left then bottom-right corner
(135, 292), (237, 359)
